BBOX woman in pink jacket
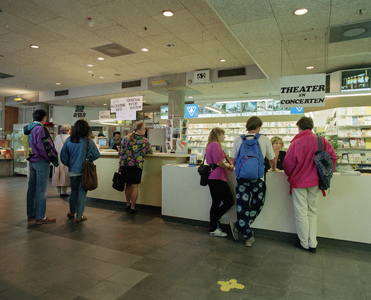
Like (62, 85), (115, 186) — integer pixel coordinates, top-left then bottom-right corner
(283, 117), (336, 253)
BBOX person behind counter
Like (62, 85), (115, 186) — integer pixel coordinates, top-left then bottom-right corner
(109, 131), (122, 150)
(205, 128), (234, 237)
(61, 120), (100, 223)
(52, 124), (71, 197)
(265, 136), (286, 171)
(118, 122), (153, 214)
(283, 116), (336, 253)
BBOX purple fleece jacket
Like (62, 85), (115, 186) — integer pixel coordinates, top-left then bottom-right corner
(27, 122), (57, 163)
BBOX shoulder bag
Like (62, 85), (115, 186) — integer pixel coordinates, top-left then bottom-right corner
(82, 139), (98, 191)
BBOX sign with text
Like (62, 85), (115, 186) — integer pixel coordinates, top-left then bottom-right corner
(116, 110), (136, 120)
(280, 74), (326, 108)
(99, 111), (110, 120)
(111, 96), (143, 113)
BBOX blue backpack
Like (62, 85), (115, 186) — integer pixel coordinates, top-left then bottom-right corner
(314, 135), (334, 196)
(235, 133), (265, 180)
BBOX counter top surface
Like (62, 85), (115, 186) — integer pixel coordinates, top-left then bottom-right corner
(99, 151), (189, 158)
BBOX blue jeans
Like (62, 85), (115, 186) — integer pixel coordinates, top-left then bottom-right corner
(27, 161), (51, 219)
(69, 176), (87, 218)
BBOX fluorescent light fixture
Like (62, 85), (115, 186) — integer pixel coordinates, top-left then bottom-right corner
(219, 59), (226, 62)
(97, 57), (104, 60)
(188, 96), (193, 99)
(194, 97), (279, 105)
(99, 76), (104, 79)
(325, 91), (371, 98)
(306, 66), (315, 69)
(216, 98), (275, 103)
(14, 97), (22, 101)
(163, 10), (173, 17)
(204, 106), (224, 114)
(294, 8), (308, 15)
(103, 103), (107, 105)
(151, 79), (167, 86)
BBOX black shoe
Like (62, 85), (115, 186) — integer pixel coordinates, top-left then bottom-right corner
(60, 194), (70, 197)
(309, 247), (317, 253)
(129, 209), (137, 214)
(125, 206), (131, 212)
(294, 240), (309, 252)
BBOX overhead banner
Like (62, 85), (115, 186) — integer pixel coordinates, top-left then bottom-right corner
(111, 96), (143, 113)
(280, 74), (326, 108)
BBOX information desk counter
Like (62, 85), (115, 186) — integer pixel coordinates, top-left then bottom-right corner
(87, 152), (188, 207)
(162, 165), (371, 245)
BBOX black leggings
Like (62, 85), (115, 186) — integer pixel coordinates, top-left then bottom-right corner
(207, 179), (234, 232)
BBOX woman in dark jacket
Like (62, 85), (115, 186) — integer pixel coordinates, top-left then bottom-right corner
(61, 120), (100, 223)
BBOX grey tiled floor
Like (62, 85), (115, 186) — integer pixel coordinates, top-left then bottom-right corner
(0, 176), (370, 300)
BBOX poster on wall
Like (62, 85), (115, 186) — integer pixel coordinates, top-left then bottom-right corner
(280, 74), (326, 108)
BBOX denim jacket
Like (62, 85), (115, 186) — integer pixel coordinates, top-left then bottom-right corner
(60, 137), (100, 174)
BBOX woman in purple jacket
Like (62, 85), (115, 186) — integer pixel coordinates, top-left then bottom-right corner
(205, 128), (234, 237)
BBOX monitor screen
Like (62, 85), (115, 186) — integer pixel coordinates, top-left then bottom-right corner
(95, 137), (108, 149)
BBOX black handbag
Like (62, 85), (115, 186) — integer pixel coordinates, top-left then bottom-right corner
(197, 156), (216, 186)
(112, 172), (125, 191)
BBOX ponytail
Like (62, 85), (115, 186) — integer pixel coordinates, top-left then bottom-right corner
(129, 121), (145, 142)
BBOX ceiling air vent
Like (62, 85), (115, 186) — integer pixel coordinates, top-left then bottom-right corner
(218, 67), (246, 78)
(92, 43), (134, 58)
(0, 72), (14, 79)
(122, 80), (141, 89)
(55, 89), (69, 97)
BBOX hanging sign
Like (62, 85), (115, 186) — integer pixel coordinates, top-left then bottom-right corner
(280, 74), (326, 108)
(99, 111), (110, 120)
(110, 96), (143, 113)
(116, 110), (136, 120)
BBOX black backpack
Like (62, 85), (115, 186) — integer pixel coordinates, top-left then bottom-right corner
(314, 136), (334, 196)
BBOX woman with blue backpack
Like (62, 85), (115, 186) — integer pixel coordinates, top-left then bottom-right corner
(229, 116), (276, 247)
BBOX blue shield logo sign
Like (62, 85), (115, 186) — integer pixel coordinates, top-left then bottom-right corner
(291, 107), (304, 114)
(185, 105), (198, 118)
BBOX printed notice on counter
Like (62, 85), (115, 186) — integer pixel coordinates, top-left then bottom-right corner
(280, 74), (326, 108)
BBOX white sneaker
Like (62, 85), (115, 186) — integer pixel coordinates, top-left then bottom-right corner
(245, 236), (255, 247)
(210, 228), (227, 237)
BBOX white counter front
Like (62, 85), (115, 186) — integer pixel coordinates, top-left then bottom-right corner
(162, 165), (371, 245)
(87, 153), (188, 207)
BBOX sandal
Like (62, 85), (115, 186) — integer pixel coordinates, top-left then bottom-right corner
(76, 216), (87, 223)
(67, 212), (75, 219)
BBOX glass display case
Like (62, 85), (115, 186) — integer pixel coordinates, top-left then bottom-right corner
(13, 124), (28, 175)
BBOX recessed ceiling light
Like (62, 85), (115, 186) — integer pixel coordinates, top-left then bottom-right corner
(97, 57), (104, 60)
(220, 59), (226, 62)
(343, 28), (366, 37)
(141, 48), (149, 52)
(56, 83), (61, 85)
(163, 10), (173, 17)
(30, 44), (39, 49)
(294, 8), (308, 15)
(103, 103), (107, 106)
(88, 70), (93, 73)
(188, 96), (193, 99)
(87, 64), (93, 67)
(306, 66), (315, 69)
(99, 76), (104, 79)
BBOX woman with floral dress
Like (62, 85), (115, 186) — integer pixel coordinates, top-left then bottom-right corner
(118, 122), (153, 214)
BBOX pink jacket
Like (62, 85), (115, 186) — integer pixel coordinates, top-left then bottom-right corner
(283, 130), (337, 189)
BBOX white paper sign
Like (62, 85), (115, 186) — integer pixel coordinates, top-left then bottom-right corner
(116, 110), (136, 120)
(110, 98), (127, 113)
(280, 74), (326, 108)
(99, 110), (110, 120)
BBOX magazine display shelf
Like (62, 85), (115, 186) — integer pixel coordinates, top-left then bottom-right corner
(188, 122), (298, 157)
(335, 107), (371, 170)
